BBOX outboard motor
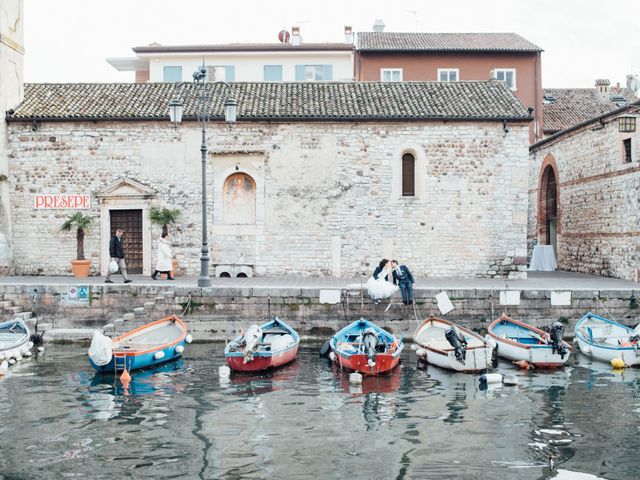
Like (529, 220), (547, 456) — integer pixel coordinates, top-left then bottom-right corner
(445, 326), (467, 364)
(362, 328), (378, 367)
(549, 322), (567, 359)
(242, 325), (263, 364)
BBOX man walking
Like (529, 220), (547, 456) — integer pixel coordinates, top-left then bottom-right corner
(106, 228), (132, 284)
(391, 260), (415, 305)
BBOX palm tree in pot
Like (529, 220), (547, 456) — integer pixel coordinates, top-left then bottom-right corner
(149, 207), (181, 277)
(61, 212), (93, 277)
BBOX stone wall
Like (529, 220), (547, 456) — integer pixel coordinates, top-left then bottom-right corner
(529, 114), (640, 281)
(7, 119), (529, 278)
(3, 283), (638, 341)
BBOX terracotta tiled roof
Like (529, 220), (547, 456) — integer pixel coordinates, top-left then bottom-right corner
(357, 32), (542, 52)
(133, 43), (354, 53)
(542, 87), (638, 133)
(7, 81), (531, 122)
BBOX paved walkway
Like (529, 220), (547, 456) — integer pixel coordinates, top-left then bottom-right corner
(0, 271), (637, 290)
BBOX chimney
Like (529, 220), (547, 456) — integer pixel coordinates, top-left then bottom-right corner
(291, 26), (302, 46)
(627, 74), (639, 95)
(344, 25), (353, 43)
(373, 19), (385, 32)
(595, 78), (610, 102)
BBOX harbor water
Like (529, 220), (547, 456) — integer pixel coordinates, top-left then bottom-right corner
(0, 344), (638, 479)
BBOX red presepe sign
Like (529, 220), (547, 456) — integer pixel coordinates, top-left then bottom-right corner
(34, 194), (91, 209)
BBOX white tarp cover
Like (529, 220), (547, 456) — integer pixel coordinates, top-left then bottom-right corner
(264, 333), (294, 351)
(88, 330), (113, 366)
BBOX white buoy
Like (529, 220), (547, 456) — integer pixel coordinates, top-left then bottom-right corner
(8, 358), (16, 365)
(415, 348), (427, 358)
(329, 351), (336, 362)
(153, 351), (165, 360)
(219, 365), (231, 378)
(503, 374), (518, 385)
(28, 341), (34, 349)
(0, 360), (8, 374)
(410, 344), (418, 351)
(349, 372), (363, 384)
(175, 345), (184, 354)
(185, 335), (193, 344)
(37, 346), (45, 352)
(479, 373), (503, 384)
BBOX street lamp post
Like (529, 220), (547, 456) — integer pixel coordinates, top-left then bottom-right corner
(168, 67), (238, 287)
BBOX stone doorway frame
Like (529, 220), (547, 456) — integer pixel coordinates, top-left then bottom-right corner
(537, 154), (561, 256)
(95, 178), (156, 276)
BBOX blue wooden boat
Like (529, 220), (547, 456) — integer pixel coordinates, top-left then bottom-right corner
(575, 312), (640, 366)
(225, 317), (299, 372)
(89, 315), (189, 373)
(329, 319), (403, 375)
(0, 319), (32, 364)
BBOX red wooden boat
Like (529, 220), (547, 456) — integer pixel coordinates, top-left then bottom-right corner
(328, 319), (403, 375)
(224, 317), (299, 372)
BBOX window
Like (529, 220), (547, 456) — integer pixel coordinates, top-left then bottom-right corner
(438, 68), (459, 82)
(381, 68), (403, 82)
(205, 65), (235, 82)
(494, 68), (516, 90)
(623, 138), (632, 163)
(295, 64), (333, 81)
(163, 66), (182, 82)
(263, 65), (283, 81)
(402, 153), (415, 196)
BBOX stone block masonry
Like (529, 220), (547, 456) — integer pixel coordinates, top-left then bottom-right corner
(5, 284), (638, 342)
(529, 113), (640, 281)
(7, 119), (529, 278)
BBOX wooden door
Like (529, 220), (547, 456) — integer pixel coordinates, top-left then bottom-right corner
(109, 209), (143, 274)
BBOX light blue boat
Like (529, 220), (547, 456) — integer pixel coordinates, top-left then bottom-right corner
(575, 312), (640, 366)
(0, 319), (32, 363)
(89, 315), (189, 373)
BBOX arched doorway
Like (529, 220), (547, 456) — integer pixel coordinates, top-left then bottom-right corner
(539, 164), (559, 254)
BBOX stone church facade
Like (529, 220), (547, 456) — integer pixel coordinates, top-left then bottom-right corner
(5, 81), (531, 278)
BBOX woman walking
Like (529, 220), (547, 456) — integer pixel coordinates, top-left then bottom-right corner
(151, 232), (174, 280)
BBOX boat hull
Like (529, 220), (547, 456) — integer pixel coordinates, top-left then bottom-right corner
(488, 315), (571, 368)
(226, 344), (299, 372)
(329, 318), (403, 376)
(90, 340), (187, 373)
(89, 315), (188, 373)
(415, 345), (493, 372)
(575, 312), (640, 366)
(333, 351), (401, 375)
(0, 319), (32, 362)
(224, 317), (300, 372)
(414, 316), (493, 372)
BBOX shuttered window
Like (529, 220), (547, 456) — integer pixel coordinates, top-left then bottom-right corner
(402, 153), (415, 196)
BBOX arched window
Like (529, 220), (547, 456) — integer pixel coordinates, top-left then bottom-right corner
(223, 173), (256, 224)
(402, 153), (415, 196)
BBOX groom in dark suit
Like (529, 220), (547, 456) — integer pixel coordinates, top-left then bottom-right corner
(391, 260), (415, 305)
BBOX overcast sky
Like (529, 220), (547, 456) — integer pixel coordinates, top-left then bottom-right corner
(23, 0), (640, 88)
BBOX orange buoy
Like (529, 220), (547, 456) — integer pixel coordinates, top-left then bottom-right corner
(513, 360), (531, 370)
(120, 368), (131, 383)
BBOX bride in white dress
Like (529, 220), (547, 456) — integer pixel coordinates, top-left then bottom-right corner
(365, 259), (399, 303)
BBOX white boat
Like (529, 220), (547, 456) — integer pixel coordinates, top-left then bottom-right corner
(488, 314), (571, 368)
(574, 312), (640, 366)
(0, 319), (33, 366)
(413, 316), (494, 372)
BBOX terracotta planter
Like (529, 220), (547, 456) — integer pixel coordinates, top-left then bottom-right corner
(71, 259), (91, 278)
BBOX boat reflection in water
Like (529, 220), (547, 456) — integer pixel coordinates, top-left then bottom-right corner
(223, 359), (301, 396)
(333, 362), (402, 395)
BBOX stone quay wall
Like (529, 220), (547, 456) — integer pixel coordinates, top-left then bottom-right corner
(529, 115), (640, 281)
(6, 119), (529, 278)
(5, 283), (638, 341)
